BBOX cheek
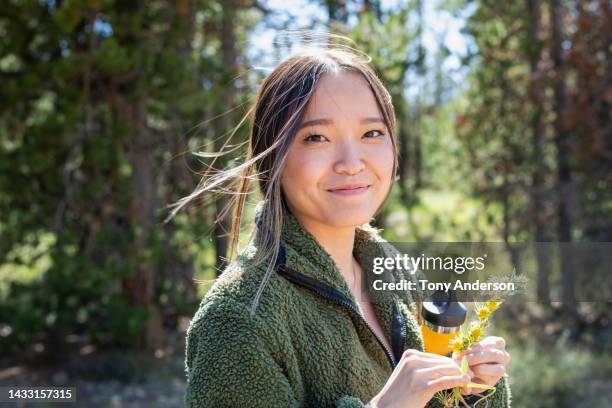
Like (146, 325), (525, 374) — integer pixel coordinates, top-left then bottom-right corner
(281, 149), (326, 199)
(371, 143), (395, 183)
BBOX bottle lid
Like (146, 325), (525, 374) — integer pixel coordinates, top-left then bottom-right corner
(421, 290), (467, 328)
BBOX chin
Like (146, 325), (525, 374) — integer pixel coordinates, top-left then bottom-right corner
(322, 205), (375, 228)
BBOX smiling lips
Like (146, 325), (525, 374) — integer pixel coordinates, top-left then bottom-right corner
(327, 183), (371, 196)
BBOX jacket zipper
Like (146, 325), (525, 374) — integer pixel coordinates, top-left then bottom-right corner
(391, 302), (406, 364)
(277, 264), (400, 371)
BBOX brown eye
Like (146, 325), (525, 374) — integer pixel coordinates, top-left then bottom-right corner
(304, 134), (328, 143)
(364, 130), (385, 138)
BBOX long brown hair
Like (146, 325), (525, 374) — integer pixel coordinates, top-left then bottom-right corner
(169, 40), (399, 316)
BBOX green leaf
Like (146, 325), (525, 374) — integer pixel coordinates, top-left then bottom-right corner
(466, 382), (496, 390)
(461, 356), (469, 375)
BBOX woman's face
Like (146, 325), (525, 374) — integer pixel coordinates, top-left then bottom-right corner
(280, 71), (395, 230)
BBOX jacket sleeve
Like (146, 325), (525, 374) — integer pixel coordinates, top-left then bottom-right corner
(471, 374), (512, 407)
(184, 301), (373, 408)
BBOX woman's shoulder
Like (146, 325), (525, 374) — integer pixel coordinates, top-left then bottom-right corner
(189, 245), (294, 334)
(185, 252), (295, 375)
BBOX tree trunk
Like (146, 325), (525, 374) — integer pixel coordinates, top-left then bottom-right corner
(501, 174), (521, 272)
(122, 97), (165, 351)
(527, 0), (551, 302)
(550, 0), (576, 316)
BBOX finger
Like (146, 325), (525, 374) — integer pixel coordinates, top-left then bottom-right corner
(417, 363), (464, 379)
(413, 350), (459, 363)
(427, 374), (471, 394)
(401, 349), (445, 360)
(468, 377), (489, 390)
(452, 349), (468, 363)
(472, 363), (506, 379)
(465, 348), (510, 366)
(459, 368), (476, 395)
(461, 368), (475, 395)
(469, 376), (498, 390)
(403, 357), (462, 375)
(400, 350), (458, 367)
(477, 336), (506, 350)
(466, 337), (506, 357)
(452, 350), (479, 368)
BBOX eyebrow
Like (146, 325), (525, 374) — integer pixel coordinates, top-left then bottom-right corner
(298, 117), (384, 130)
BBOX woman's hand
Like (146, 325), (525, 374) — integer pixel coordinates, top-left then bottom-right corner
(369, 349), (471, 408)
(455, 336), (510, 395)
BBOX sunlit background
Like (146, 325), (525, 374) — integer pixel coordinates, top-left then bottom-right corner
(0, 0), (610, 406)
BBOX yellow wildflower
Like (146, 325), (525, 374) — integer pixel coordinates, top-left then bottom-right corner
(444, 300), (504, 408)
(476, 305), (491, 320)
(469, 322), (485, 342)
(449, 336), (463, 353)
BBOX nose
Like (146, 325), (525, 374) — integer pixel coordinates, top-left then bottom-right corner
(333, 139), (365, 175)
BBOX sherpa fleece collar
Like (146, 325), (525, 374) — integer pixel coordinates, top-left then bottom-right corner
(253, 200), (407, 344)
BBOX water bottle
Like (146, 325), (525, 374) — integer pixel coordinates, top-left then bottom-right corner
(420, 290), (466, 356)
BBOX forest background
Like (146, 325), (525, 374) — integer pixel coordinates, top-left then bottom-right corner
(0, 0), (610, 406)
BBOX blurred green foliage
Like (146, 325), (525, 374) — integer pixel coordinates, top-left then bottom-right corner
(0, 8), (609, 407)
(507, 333), (612, 408)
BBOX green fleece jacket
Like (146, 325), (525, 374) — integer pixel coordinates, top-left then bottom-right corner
(185, 201), (512, 407)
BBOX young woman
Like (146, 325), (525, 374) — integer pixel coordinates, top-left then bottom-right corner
(182, 47), (511, 408)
